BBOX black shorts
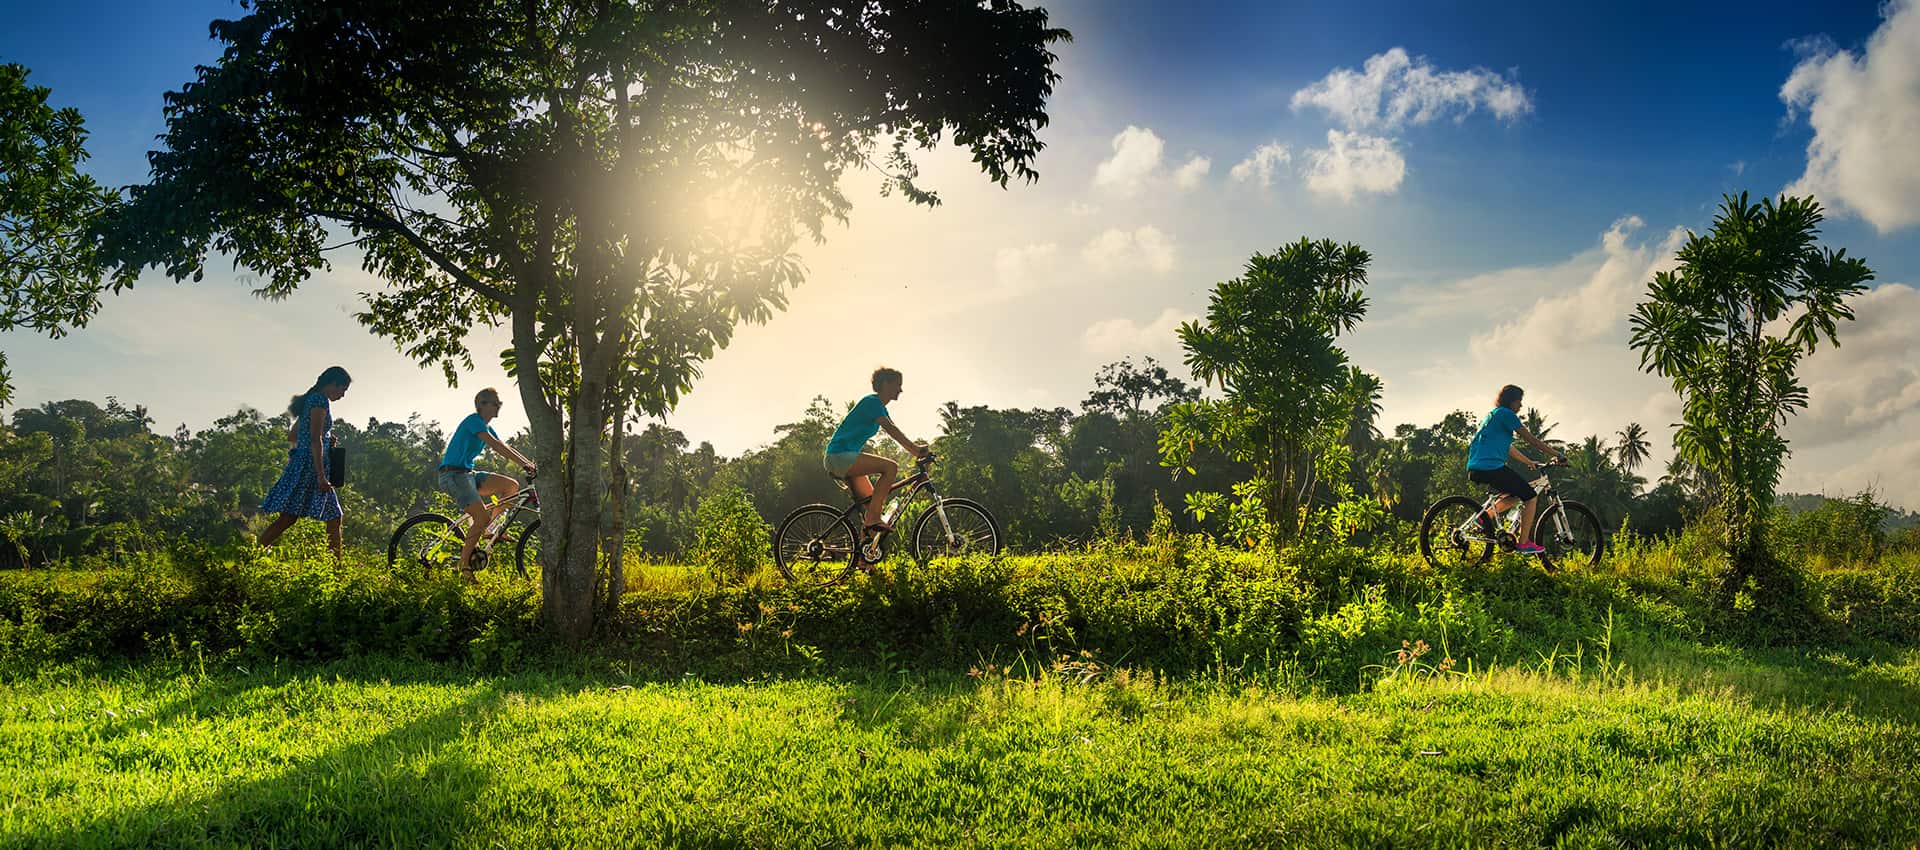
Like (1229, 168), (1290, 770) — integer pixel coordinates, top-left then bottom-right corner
(1469, 466), (1536, 501)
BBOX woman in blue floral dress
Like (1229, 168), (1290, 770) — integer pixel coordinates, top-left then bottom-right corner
(258, 366), (352, 559)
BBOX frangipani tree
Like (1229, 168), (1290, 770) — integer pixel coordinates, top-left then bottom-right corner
(1629, 192), (1872, 599)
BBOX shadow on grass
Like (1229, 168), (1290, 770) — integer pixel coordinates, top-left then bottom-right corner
(24, 682), (510, 849)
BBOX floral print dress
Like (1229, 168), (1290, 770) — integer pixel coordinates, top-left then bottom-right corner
(259, 391), (343, 520)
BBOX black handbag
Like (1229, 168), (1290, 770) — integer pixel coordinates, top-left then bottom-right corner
(328, 444), (347, 488)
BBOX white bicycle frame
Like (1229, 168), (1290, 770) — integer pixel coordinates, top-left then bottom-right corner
(1457, 469), (1571, 542)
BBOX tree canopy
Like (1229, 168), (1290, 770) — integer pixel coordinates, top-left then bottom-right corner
(0, 63), (135, 406)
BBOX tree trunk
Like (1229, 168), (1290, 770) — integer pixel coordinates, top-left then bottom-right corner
(552, 375), (608, 644)
(510, 308), (587, 642)
(602, 399), (630, 608)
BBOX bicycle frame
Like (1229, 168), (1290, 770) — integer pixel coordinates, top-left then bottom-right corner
(1458, 469), (1570, 543)
(841, 461), (961, 546)
(423, 480), (540, 558)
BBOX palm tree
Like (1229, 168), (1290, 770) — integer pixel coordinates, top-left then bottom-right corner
(1615, 422), (1650, 474)
(1342, 368), (1385, 453)
(1524, 407), (1565, 451)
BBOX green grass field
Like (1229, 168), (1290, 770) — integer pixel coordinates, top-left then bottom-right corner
(7, 646), (1920, 849)
(7, 534), (1920, 848)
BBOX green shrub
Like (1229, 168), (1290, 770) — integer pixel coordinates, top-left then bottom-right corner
(1819, 554), (1920, 645)
(692, 487), (771, 584)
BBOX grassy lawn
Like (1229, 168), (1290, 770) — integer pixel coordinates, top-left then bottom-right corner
(7, 648), (1920, 849)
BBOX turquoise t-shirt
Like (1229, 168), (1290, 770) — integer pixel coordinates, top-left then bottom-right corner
(1466, 406), (1524, 471)
(825, 394), (890, 455)
(441, 413), (499, 469)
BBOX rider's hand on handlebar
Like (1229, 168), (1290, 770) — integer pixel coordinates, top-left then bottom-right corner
(523, 464), (538, 477)
(915, 445), (932, 460)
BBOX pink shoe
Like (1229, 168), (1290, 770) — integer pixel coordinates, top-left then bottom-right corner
(1517, 542), (1547, 556)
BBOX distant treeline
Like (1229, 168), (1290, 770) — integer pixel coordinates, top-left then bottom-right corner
(0, 359), (1904, 567)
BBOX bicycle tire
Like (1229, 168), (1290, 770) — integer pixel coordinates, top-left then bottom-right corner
(773, 504), (860, 585)
(910, 498), (1000, 562)
(514, 519), (541, 579)
(1534, 500), (1604, 570)
(1420, 495), (1494, 570)
(389, 513), (461, 576)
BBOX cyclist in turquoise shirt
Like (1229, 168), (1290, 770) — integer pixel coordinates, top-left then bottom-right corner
(824, 367), (929, 537)
(438, 387), (538, 578)
(1466, 384), (1564, 555)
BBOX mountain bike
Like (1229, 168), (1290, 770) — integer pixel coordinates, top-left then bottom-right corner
(1418, 459), (1604, 570)
(387, 473), (542, 577)
(772, 453), (999, 585)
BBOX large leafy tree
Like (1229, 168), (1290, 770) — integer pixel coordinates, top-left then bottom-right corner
(1160, 238), (1371, 544)
(108, 0), (1067, 640)
(0, 64), (136, 406)
(1628, 192), (1872, 595)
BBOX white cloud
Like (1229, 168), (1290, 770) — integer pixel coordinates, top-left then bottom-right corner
(1093, 125), (1166, 196)
(1781, 0), (1920, 232)
(1469, 216), (1684, 360)
(1786, 283), (1920, 449)
(1173, 154), (1212, 189)
(1083, 307), (1197, 357)
(993, 242), (1059, 292)
(1302, 130), (1406, 201)
(1229, 142), (1291, 188)
(1789, 418), (1920, 508)
(1083, 226), (1177, 275)
(1291, 47), (1534, 132)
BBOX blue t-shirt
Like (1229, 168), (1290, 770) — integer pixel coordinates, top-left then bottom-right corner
(825, 394), (890, 455)
(442, 413), (499, 469)
(1466, 406), (1524, 471)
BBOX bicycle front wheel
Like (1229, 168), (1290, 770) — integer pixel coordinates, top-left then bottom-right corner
(389, 513), (462, 576)
(514, 519), (541, 579)
(774, 505), (859, 585)
(1535, 500), (1604, 570)
(910, 498), (1000, 563)
(1420, 496), (1493, 570)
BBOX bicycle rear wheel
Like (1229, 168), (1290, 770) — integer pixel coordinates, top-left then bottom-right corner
(1534, 501), (1604, 569)
(389, 513), (462, 576)
(773, 504), (859, 585)
(1420, 496), (1494, 570)
(910, 498), (1000, 562)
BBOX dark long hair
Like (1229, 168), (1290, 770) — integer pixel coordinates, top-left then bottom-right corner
(288, 366), (352, 418)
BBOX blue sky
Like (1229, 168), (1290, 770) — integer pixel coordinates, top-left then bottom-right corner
(5, 0), (1920, 506)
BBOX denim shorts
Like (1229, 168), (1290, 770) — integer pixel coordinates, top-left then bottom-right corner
(437, 468), (495, 508)
(823, 451), (864, 478)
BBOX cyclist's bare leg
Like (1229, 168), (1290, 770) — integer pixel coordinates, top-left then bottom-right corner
(457, 501), (491, 576)
(456, 475), (520, 575)
(1518, 495), (1540, 546)
(258, 513), (299, 546)
(844, 454), (898, 529)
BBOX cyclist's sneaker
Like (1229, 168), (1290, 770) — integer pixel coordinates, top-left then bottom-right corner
(1516, 542), (1547, 556)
